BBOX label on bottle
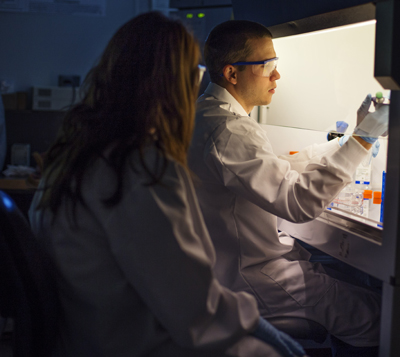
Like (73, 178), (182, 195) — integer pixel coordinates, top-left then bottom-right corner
(361, 199), (369, 217)
(355, 165), (371, 185)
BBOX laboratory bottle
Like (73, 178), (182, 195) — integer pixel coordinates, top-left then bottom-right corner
(354, 155), (372, 190)
(361, 189), (373, 218)
(367, 191), (382, 224)
(353, 144), (372, 218)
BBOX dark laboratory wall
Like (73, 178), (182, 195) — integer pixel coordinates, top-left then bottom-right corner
(0, 1), (144, 173)
(0, 1), (137, 92)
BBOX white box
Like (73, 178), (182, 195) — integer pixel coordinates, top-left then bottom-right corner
(32, 86), (82, 111)
(11, 143), (30, 166)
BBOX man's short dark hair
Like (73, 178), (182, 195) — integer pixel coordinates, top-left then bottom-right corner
(204, 20), (272, 84)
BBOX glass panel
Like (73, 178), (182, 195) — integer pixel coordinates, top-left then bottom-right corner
(256, 20), (388, 228)
(262, 20), (390, 132)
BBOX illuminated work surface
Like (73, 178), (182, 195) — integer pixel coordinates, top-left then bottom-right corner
(277, 209), (384, 281)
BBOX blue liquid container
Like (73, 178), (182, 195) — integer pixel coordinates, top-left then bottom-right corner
(378, 171), (385, 228)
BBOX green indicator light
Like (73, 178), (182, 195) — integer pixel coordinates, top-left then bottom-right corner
(197, 13), (205, 18)
(186, 13), (193, 19)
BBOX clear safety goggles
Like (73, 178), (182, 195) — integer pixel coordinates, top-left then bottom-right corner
(198, 64), (206, 84)
(231, 57), (279, 77)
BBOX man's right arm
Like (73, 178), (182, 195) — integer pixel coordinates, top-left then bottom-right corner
(205, 117), (369, 223)
(352, 135), (373, 150)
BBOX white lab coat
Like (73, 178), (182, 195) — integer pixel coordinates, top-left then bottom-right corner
(188, 83), (381, 347)
(29, 146), (281, 357)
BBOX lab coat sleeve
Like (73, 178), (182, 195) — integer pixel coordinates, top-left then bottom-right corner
(278, 139), (340, 173)
(103, 161), (259, 350)
(205, 116), (369, 223)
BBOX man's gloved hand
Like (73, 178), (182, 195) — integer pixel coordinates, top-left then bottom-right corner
(338, 135), (350, 147)
(372, 140), (380, 158)
(339, 135), (380, 158)
(354, 94), (389, 144)
(336, 121), (349, 134)
(251, 317), (307, 357)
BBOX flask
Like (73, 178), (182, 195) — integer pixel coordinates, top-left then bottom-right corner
(331, 183), (364, 215)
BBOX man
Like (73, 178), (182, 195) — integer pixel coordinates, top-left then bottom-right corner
(189, 20), (388, 355)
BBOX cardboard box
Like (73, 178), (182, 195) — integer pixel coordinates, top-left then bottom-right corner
(1, 92), (28, 110)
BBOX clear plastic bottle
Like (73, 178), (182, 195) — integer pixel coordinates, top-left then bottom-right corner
(353, 143), (372, 217)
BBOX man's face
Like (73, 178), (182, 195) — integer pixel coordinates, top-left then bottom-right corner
(235, 37), (280, 111)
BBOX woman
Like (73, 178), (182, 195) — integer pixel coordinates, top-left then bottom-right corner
(29, 12), (304, 357)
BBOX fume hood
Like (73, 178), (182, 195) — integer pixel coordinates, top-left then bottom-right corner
(232, 0), (400, 355)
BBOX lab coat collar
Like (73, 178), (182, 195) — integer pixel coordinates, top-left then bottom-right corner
(204, 83), (249, 117)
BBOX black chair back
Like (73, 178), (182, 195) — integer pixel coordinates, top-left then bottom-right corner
(0, 190), (59, 357)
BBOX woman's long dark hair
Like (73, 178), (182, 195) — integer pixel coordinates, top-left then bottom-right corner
(38, 11), (201, 215)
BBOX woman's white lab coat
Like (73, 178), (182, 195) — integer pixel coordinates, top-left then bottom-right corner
(188, 83), (381, 347)
(29, 147), (280, 357)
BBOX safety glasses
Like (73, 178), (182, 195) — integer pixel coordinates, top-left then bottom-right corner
(230, 57), (279, 77)
(198, 65), (206, 84)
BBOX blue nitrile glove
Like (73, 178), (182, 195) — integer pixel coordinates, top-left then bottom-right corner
(338, 135), (350, 147)
(372, 140), (380, 158)
(339, 134), (380, 158)
(336, 121), (349, 134)
(354, 94), (389, 144)
(251, 317), (307, 357)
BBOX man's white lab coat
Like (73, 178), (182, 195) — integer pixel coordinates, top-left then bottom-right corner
(188, 83), (381, 347)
